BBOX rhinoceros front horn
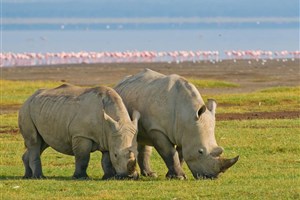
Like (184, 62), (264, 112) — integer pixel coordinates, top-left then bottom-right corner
(220, 156), (239, 172)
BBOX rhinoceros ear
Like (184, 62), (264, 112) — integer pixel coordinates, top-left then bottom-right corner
(197, 105), (206, 119)
(207, 99), (217, 116)
(131, 110), (140, 128)
(103, 110), (119, 133)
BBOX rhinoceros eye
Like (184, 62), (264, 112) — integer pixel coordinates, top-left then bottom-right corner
(198, 149), (204, 154)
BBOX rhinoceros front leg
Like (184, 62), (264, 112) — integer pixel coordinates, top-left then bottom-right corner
(150, 130), (187, 180)
(101, 151), (116, 180)
(137, 144), (157, 178)
(72, 137), (93, 179)
(176, 146), (184, 167)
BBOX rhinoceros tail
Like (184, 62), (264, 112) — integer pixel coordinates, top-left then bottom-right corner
(18, 90), (43, 148)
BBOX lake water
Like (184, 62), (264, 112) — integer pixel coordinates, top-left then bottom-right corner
(2, 29), (299, 54)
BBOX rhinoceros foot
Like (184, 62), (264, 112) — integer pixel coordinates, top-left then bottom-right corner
(72, 174), (89, 180)
(102, 173), (116, 180)
(23, 175), (46, 179)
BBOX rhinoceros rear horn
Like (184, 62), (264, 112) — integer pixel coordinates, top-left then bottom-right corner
(220, 155), (239, 172)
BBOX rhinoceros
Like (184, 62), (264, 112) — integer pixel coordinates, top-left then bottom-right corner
(114, 69), (239, 179)
(18, 83), (140, 180)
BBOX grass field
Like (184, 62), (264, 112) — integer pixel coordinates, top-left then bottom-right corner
(1, 79), (299, 199)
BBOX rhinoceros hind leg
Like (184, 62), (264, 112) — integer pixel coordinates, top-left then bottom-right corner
(27, 135), (47, 179)
(137, 144), (157, 178)
(150, 130), (187, 180)
(22, 150), (32, 178)
(101, 151), (116, 180)
(72, 137), (92, 179)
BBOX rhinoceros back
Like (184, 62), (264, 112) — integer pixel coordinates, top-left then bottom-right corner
(115, 69), (172, 116)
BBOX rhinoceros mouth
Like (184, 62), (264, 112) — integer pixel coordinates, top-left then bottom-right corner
(115, 171), (139, 180)
(128, 171), (139, 180)
(195, 173), (218, 180)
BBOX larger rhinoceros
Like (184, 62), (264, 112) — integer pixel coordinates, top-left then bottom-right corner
(18, 83), (140, 180)
(114, 69), (239, 179)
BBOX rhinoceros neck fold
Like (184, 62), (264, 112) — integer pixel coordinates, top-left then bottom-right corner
(171, 79), (206, 147)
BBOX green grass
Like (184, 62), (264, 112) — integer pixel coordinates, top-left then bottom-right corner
(1, 119), (299, 199)
(1, 80), (62, 105)
(1, 79), (299, 114)
(188, 78), (240, 88)
(1, 79), (300, 199)
(0, 114), (18, 135)
(202, 86), (300, 113)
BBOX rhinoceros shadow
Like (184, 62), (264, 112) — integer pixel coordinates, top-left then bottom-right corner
(0, 176), (103, 181)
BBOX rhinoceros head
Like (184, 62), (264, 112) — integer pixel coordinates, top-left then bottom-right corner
(104, 110), (140, 179)
(181, 99), (239, 179)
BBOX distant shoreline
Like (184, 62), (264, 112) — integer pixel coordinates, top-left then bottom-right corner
(3, 17), (299, 25)
(3, 17), (299, 30)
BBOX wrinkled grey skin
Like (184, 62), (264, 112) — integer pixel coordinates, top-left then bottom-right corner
(19, 84), (140, 180)
(115, 69), (239, 179)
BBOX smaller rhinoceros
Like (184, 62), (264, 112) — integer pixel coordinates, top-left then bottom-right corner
(18, 84), (140, 179)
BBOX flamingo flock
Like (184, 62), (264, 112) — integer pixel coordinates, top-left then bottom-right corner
(1, 50), (299, 67)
